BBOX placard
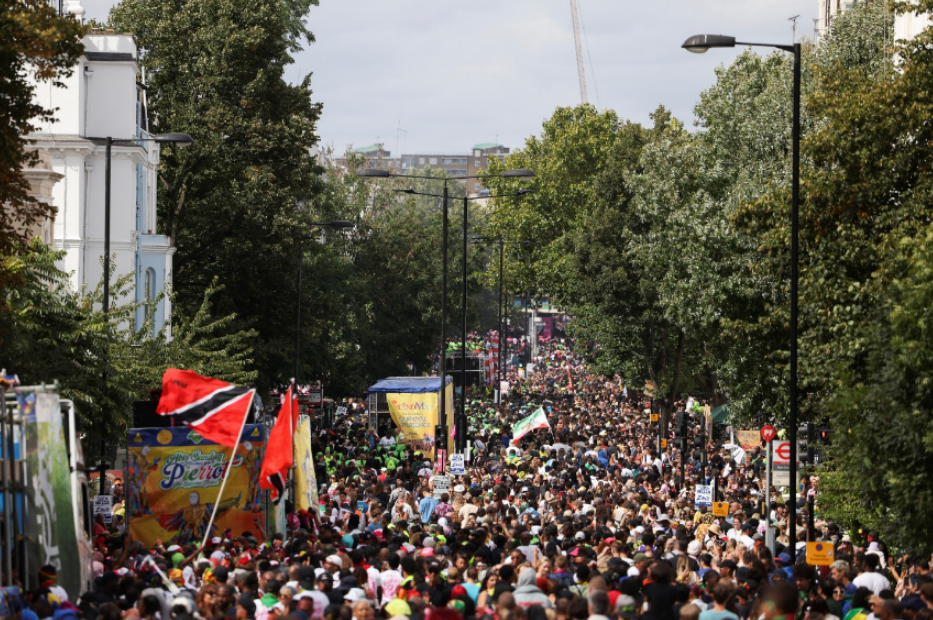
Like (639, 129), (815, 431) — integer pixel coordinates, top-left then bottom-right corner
(695, 485), (713, 508)
(335, 406), (348, 416)
(449, 454), (466, 476)
(94, 494), (113, 524)
(433, 474), (451, 499)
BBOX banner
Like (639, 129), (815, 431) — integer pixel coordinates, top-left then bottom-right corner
(294, 416), (318, 511)
(21, 391), (86, 599)
(386, 384), (453, 460)
(127, 425), (266, 548)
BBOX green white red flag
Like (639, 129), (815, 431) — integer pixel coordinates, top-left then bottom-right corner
(511, 407), (550, 444)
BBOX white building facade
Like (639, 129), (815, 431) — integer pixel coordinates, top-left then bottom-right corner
(28, 30), (173, 336)
(816, 0), (931, 42)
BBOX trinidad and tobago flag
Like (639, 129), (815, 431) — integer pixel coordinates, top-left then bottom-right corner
(156, 369), (256, 448)
(260, 385), (297, 503)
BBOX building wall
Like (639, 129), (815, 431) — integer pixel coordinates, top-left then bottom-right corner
(27, 32), (174, 336)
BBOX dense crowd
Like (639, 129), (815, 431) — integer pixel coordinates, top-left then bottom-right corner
(9, 339), (933, 620)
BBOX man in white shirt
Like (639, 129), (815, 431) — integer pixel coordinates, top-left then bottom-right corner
(852, 555), (891, 595)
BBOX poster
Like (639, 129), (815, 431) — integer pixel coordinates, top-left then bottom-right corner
(127, 425), (266, 547)
(736, 430), (761, 451)
(294, 416), (318, 511)
(385, 383), (454, 460)
(22, 391), (84, 599)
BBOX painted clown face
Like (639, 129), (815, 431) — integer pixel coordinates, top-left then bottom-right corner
(189, 491), (200, 505)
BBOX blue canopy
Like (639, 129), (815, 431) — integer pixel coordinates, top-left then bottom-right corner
(367, 376), (452, 394)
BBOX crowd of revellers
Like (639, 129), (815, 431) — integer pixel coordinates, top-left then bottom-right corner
(8, 338), (933, 620)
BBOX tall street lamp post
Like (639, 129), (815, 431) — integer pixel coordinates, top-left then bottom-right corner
(392, 187), (535, 454)
(472, 236), (532, 404)
(89, 132), (194, 316)
(294, 220), (355, 384)
(88, 131), (192, 486)
(682, 33), (801, 553)
(360, 167), (535, 462)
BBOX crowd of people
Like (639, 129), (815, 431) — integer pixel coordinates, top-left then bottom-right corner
(8, 338), (933, 620)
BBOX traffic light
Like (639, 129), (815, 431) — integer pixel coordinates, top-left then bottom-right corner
(818, 427), (831, 445)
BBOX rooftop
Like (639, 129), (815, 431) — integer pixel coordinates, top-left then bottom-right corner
(473, 142), (503, 150)
(355, 144), (386, 154)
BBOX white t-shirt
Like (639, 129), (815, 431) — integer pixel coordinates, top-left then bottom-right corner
(380, 569), (403, 604)
(852, 571), (891, 596)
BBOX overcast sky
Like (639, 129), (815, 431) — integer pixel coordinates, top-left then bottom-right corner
(86, 0), (817, 155)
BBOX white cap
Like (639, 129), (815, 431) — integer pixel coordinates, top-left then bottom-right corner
(166, 545), (181, 553)
(343, 588), (367, 603)
(326, 555), (342, 566)
(212, 537), (222, 545)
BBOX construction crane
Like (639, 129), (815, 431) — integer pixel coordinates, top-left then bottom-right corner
(569, 0), (588, 104)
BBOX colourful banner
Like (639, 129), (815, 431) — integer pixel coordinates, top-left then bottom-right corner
(126, 425), (266, 548)
(386, 384), (453, 459)
(294, 416), (318, 511)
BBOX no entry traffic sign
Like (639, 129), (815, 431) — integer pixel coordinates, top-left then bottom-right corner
(761, 425), (777, 442)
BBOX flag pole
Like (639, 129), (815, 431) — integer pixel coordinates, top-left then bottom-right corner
(200, 390), (255, 549)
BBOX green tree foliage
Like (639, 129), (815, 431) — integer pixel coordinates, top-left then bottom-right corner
(0, 242), (256, 459)
(110, 0), (323, 392)
(0, 0), (83, 293)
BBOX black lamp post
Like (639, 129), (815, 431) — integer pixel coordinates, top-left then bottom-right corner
(90, 132), (194, 316)
(682, 33), (801, 553)
(359, 167), (534, 461)
(87, 131), (193, 492)
(472, 236), (533, 404)
(294, 220), (355, 385)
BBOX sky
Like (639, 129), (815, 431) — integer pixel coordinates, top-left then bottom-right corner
(84, 0), (817, 155)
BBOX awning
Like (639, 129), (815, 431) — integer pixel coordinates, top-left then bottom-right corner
(366, 376), (452, 394)
(710, 403), (733, 424)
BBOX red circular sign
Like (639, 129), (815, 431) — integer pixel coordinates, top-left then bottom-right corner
(774, 441), (791, 461)
(761, 425), (777, 442)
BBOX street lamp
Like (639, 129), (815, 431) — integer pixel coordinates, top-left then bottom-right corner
(359, 167), (535, 465)
(682, 33), (801, 554)
(86, 132), (194, 315)
(472, 235), (532, 404)
(398, 188), (536, 452)
(294, 220), (355, 385)
(85, 131), (192, 494)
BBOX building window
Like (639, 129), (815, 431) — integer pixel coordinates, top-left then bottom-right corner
(144, 268), (156, 327)
(419, 157), (425, 165)
(429, 158), (437, 165)
(449, 169), (468, 176)
(475, 160), (481, 167)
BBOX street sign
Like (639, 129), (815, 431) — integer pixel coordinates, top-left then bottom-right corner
(449, 453), (466, 476)
(774, 441), (791, 462)
(94, 494), (113, 524)
(433, 475), (451, 499)
(761, 425), (777, 443)
(660, 438), (668, 449)
(807, 542), (835, 566)
(773, 440), (793, 487)
(695, 485), (713, 508)
(712, 502), (729, 517)
(650, 413), (659, 423)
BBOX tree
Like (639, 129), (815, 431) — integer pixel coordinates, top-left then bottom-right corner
(110, 0), (324, 393)
(1, 242), (257, 460)
(0, 0), (83, 294)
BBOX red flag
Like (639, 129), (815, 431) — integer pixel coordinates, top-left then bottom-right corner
(156, 368), (255, 448)
(260, 386), (297, 503)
